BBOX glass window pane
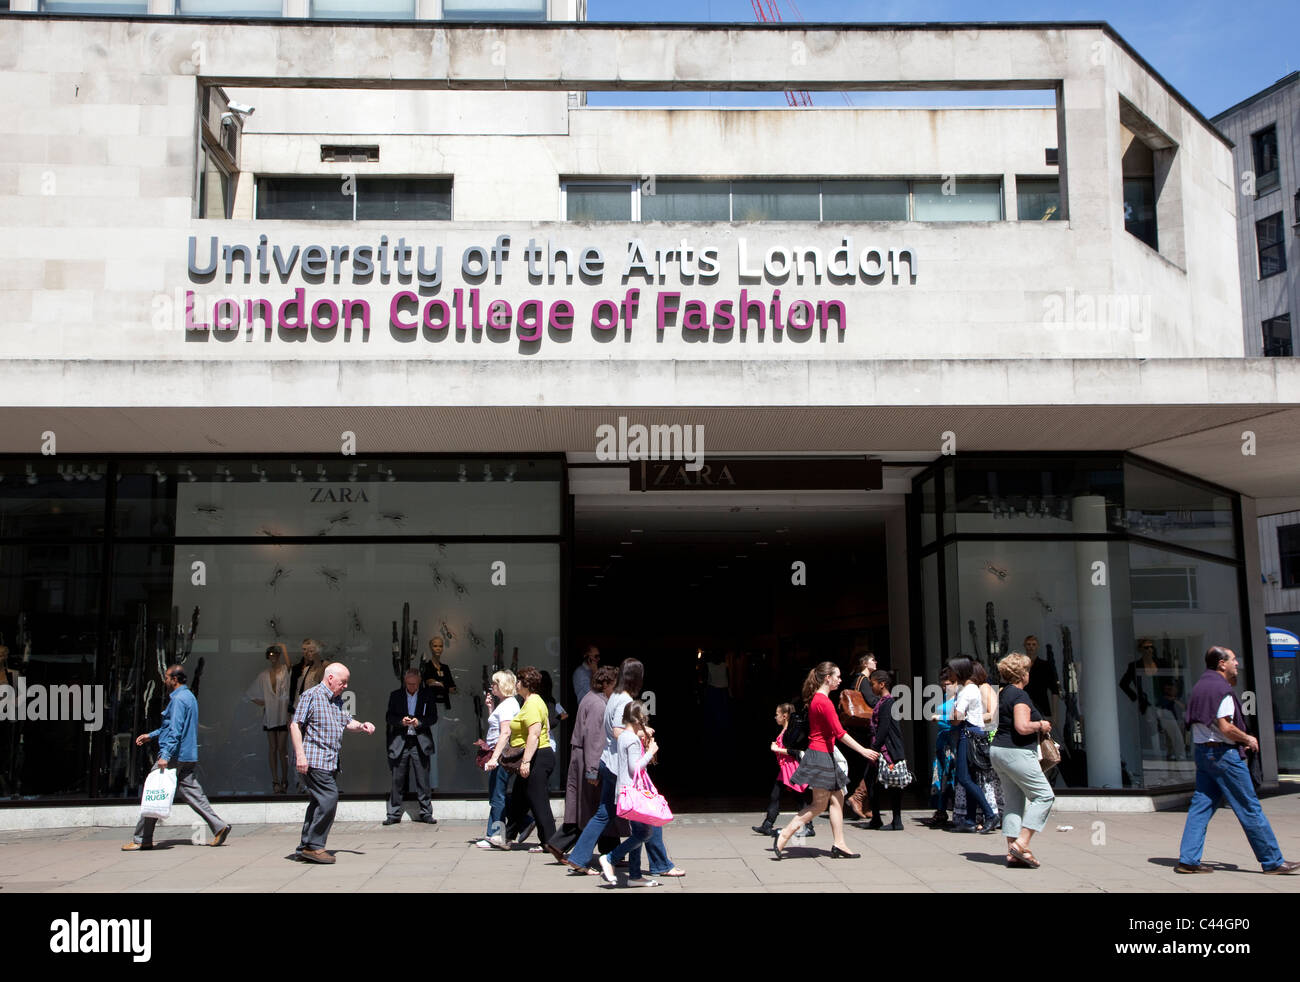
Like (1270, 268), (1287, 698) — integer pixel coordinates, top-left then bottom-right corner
(640, 180), (730, 221)
(921, 552), (941, 679)
(1257, 213), (1286, 278)
(566, 184), (632, 221)
(312, 0), (415, 17)
(1017, 177), (1062, 221)
(0, 460), (108, 538)
(166, 541), (560, 795)
(731, 181), (820, 221)
(1123, 177), (1157, 249)
(1125, 543), (1243, 788)
(0, 543), (103, 798)
(200, 149), (232, 220)
(1263, 314), (1293, 357)
(919, 474), (936, 545)
(1122, 461), (1236, 560)
(356, 179), (452, 221)
(42, 0), (148, 11)
(952, 458), (1124, 535)
(912, 179), (1002, 221)
(1252, 126), (1279, 187)
(443, 0), (547, 18)
(180, 0), (282, 14)
(821, 180), (908, 221)
(256, 177), (353, 221)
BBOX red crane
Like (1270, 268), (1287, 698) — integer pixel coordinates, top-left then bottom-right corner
(751, 0), (854, 107)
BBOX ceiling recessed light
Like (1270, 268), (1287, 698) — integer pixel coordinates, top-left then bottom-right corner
(620, 541), (633, 545)
(630, 529), (644, 533)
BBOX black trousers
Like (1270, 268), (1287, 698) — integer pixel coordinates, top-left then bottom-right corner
(505, 746), (557, 846)
(388, 737), (431, 821)
(764, 778), (813, 825)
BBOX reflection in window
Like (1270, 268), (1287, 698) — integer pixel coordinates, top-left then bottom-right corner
(731, 181), (821, 221)
(442, 0), (547, 19)
(1280, 525), (1300, 589)
(821, 180), (909, 221)
(256, 177), (452, 221)
(1257, 213), (1286, 278)
(180, 0), (282, 14)
(1252, 125), (1279, 193)
(312, 0), (416, 18)
(41, 0), (148, 11)
(355, 178), (453, 221)
(1016, 177), (1062, 221)
(565, 183), (633, 221)
(640, 181), (730, 221)
(1263, 313), (1293, 357)
(911, 179), (1002, 221)
(1121, 461), (1236, 560)
(200, 146), (233, 220)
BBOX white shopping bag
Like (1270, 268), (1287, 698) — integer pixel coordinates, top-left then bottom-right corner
(139, 766), (178, 820)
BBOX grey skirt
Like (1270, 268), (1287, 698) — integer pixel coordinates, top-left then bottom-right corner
(789, 748), (848, 791)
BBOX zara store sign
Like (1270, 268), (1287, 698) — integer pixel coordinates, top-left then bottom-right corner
(181, 232), (918, 345)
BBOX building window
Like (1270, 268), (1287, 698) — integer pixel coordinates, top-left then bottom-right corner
(1017, 177), (1063, 221)
(1258, 213), (1287, 278)
(442, 0), (548, 19)
(311, 0), (416, 18)
(41, 0), (148, 11)
(563, 178), (1006, 222)
(179, 0), (283, 13)
(564, 182), (635, 221)
(731, 181), (821, 221)
(821, 180), (909, 221)
(255, 177), (451, 221)
(640, 180), (730, 221)
(912, 179), (1003, 221)
(199, 145), (234, 220)
(1264, 313), (1293, 357)
(1281, 525), (1300, 589)
(1252, 125), (1280, 195)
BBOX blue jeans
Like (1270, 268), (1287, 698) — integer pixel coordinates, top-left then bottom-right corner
(604, 820), (654, 879)
(955, 725), (995, 825)
(568, 764), (617, 869)
(485, 766), (510, 838)
(646, 825), (674, 874)
(1178, 743), (1284, 870)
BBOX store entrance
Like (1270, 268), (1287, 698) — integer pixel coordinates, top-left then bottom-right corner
(571, 494), (891, 808)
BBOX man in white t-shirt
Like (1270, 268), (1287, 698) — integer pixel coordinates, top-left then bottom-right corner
(1176, 646), (1298, 875)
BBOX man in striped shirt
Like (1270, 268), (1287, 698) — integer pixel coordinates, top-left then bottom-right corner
(290, 661), (375, 864)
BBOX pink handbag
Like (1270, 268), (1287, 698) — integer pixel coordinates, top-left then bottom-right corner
(616, 767), (674, 827)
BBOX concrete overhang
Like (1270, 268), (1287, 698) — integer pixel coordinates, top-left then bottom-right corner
(0, 357), (1295, 499)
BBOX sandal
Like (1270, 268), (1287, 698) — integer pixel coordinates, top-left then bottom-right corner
(657, 867), (686, 877)
(1008, 842), (1040, 868)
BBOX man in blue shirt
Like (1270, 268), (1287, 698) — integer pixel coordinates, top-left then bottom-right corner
(123, 664), (231, 851)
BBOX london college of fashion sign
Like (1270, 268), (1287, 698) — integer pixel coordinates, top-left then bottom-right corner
(181, 232), (918, 347)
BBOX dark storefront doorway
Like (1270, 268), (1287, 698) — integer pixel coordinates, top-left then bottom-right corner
(571, 495), (891, 808)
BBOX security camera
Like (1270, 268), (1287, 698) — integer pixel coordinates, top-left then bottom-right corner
(221, 102), (255, 126)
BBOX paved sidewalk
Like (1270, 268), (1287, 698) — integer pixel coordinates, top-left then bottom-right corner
(4, 793), (1300, 893)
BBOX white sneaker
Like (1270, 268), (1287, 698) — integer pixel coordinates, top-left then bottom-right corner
(474, 839), (492, 849)
(628, 878), (661, 888)
(597, 854), (617, 884)
(487, 834), (508, 850)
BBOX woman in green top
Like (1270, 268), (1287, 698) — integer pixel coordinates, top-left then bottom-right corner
(496, 665), (564, 861)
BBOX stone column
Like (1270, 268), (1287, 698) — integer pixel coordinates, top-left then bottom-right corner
(1073, 495), (1123, 787)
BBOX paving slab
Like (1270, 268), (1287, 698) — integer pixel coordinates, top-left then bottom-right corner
(3, 795), (1300, 892)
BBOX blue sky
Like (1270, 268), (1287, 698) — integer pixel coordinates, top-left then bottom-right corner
(585, 0), (1296, 118)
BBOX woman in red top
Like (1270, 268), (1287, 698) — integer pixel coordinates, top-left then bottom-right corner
(774, 661), (876, 860)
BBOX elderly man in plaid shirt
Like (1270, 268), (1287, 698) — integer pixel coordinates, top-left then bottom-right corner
(290, 661), (375, 864)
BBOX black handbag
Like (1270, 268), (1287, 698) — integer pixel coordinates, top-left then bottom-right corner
(965, 725), (992, 772)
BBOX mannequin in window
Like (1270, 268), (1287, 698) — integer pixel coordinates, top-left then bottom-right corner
(421, 636), (457, 792)
(247, 642), (292, 793)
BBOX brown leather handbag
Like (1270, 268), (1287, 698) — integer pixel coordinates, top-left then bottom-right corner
(839, 683), (873, 729)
